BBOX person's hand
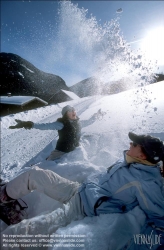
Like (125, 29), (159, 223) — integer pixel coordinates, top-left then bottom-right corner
(9, 119), (34, 129)
(91, 109), (106, 121)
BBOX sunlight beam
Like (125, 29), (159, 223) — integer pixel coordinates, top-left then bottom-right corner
(141, 27), (164, 65)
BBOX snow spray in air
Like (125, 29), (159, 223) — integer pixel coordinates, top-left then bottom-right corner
(56, 1), (156, 90)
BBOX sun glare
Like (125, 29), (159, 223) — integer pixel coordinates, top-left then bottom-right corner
(141, 27), (164, 65)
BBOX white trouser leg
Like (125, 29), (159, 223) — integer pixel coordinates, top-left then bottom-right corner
(2, 193), (85, 243)
(6, 166), (80, 203)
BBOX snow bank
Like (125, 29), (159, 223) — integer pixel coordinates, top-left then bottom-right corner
(1, 81), (164, 249)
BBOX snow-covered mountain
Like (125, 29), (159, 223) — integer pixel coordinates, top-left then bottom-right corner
(1, 81), (164, 250)
(1, 52), (163, 106)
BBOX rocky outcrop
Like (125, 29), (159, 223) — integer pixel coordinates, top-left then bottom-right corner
(155, 73), (164, 83)
(0, 52), (69, 103)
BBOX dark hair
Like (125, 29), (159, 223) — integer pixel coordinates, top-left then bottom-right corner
(62, 112), (69, 120)
(140, 146), (149, 159)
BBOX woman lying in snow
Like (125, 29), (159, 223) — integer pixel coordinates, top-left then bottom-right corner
(1, 132), (164, 250)
(9, 105), (97, 161)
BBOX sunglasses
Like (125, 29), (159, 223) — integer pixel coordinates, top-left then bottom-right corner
(132, 142), (144, 149)
(132, 142), (139, 147)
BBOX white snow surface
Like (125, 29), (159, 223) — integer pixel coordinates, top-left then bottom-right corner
(0, 96), (48, 106)
(1, 81), (164, 250)
(61, 89), (80, 100)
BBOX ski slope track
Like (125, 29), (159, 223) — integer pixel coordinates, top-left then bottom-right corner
(1, 81), (164, 250)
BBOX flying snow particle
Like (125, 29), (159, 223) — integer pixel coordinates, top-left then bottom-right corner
(116, 8), (123, 13)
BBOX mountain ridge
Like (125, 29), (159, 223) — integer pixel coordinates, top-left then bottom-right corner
(0, 52), (68, 103)
(1, 52), (163, 102)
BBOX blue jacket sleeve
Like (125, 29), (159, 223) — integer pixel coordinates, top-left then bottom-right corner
(135, 180), (164, 228)
(33, 121), (64, 130)
(80, 114), (97, 128)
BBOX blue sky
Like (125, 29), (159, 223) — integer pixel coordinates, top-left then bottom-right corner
(1, 1), (164, 86)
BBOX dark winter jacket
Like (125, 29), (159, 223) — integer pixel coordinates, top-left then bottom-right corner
(55, 117), (81, 153)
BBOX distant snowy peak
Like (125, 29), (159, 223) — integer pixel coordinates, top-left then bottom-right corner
(1, 52), (163, 103)
(70, 76), (136, 97)
(70, 74), (164, 97)
(70, 77), (104, 97)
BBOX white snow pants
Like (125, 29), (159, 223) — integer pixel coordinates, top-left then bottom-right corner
(4, 166), (85, 235)
(6, 166), (80, 203)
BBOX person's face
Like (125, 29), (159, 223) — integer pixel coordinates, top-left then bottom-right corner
(126, 142), (147, 160)
(66, 108), (77, 120)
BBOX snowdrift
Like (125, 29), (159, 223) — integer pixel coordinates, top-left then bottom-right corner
(1, 81), (164, 250)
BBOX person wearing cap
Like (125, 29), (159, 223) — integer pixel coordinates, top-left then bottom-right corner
(1, 132), (164, 248)
(9, 105), (81, 161)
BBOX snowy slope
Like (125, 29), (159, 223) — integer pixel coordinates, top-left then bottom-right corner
(1, 81), (164, 250)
